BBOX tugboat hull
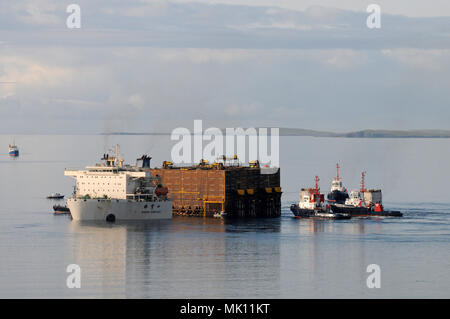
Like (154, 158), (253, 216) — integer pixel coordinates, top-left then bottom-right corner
(330, 204), (402, 217)
(290, 204), (315, 217)
(327, 190), (349, 204)
(53, 205), (70, 215)
(290, 204), (351, 220)
(47, 195), (64, 199)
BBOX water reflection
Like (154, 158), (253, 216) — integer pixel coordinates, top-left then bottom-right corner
(67, 217), (281, 298)
(68, 221), (128, 298)
(280, 216), (388, 297)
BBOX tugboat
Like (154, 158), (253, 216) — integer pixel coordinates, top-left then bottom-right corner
(290, 176), (351, 220)
(327, 164), (349, 204)
(330, 172), (402, 217)
(53, 205), (70, 215)
(8, 141), (19, 157)
(47, 193), (64, 199)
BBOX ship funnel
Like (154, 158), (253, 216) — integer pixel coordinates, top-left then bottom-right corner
(136, 155), (152, 168)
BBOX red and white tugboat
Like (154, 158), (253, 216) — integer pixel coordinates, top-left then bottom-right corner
(291, 176), (351, 220)
(330, 172), (402, 217)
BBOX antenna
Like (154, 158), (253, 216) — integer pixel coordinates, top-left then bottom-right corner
(115, 144), (120, 160)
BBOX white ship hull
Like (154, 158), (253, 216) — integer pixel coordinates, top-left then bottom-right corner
(67, 198), (172, 221)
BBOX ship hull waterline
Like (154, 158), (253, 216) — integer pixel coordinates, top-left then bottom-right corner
(290, 204), (351, 220)
(67, 198), (172, 221)
(330, 204), (403, 217)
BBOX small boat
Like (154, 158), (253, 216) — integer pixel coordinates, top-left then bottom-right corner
(8, 142), (19, 157)
(47, 193), (64, 199)
(290, 176), (351, 220)
(53, 205), (70, 215)
(213, 211), (227, 218)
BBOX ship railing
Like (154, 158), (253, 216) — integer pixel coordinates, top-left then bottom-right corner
(126, 193), (153, 201)
(126, 193), (170, 202)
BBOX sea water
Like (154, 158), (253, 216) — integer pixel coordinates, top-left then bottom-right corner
(0, 135), (448, 298)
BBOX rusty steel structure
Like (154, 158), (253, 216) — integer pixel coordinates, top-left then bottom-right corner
(150, 160), (281, 217)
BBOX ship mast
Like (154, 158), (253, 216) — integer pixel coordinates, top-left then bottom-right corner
(115, 144), (124, 167)
(336, 163), (340, 181)
(315, 175), (320, 194)
(360, 171), (366, 193)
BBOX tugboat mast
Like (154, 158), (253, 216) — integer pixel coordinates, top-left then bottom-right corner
(315, 175), (320, 194)
(360, 171), (366, 193)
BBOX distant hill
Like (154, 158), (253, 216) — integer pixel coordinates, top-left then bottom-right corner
(104, 129), (450, 138)
(338, 129), (450, 138)
(280, 128), (450, 138)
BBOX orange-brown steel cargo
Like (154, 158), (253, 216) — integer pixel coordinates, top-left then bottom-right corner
(151, 162), (281, 217)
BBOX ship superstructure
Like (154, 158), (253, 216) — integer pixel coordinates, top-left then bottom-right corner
(330, 171), (402, 217)
(326, 164), (349, 204)
(290, 176), (350, 219)
(64, 145), (172, 221)
(297, 176), (324, 213)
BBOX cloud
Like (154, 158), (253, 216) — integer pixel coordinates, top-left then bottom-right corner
(1, 1), (450, 133)
(1, 1), (450, 50)
(2, 45), (450, 133)
(9, 0), (63, 26)
(324, 50), (369, 68)
(171, 0), (450, 18)
(382, 49), (450, 71)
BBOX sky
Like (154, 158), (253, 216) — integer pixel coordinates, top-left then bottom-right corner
(1, 0), (450, 133)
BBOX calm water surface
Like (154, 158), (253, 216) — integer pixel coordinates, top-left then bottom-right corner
(0, 135), (449, 298)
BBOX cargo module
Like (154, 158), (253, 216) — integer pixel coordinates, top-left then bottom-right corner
(150, 159), (281, 217)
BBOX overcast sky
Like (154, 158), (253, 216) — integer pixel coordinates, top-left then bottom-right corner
(1, 0), (450, 133)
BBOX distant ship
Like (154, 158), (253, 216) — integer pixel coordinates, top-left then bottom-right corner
(47, 193), (64, 199)
(326, 164), (349, 204)
(290, 176), (351, 220)
(8, 142), (19, 157)
(64, 145), (172, 222)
